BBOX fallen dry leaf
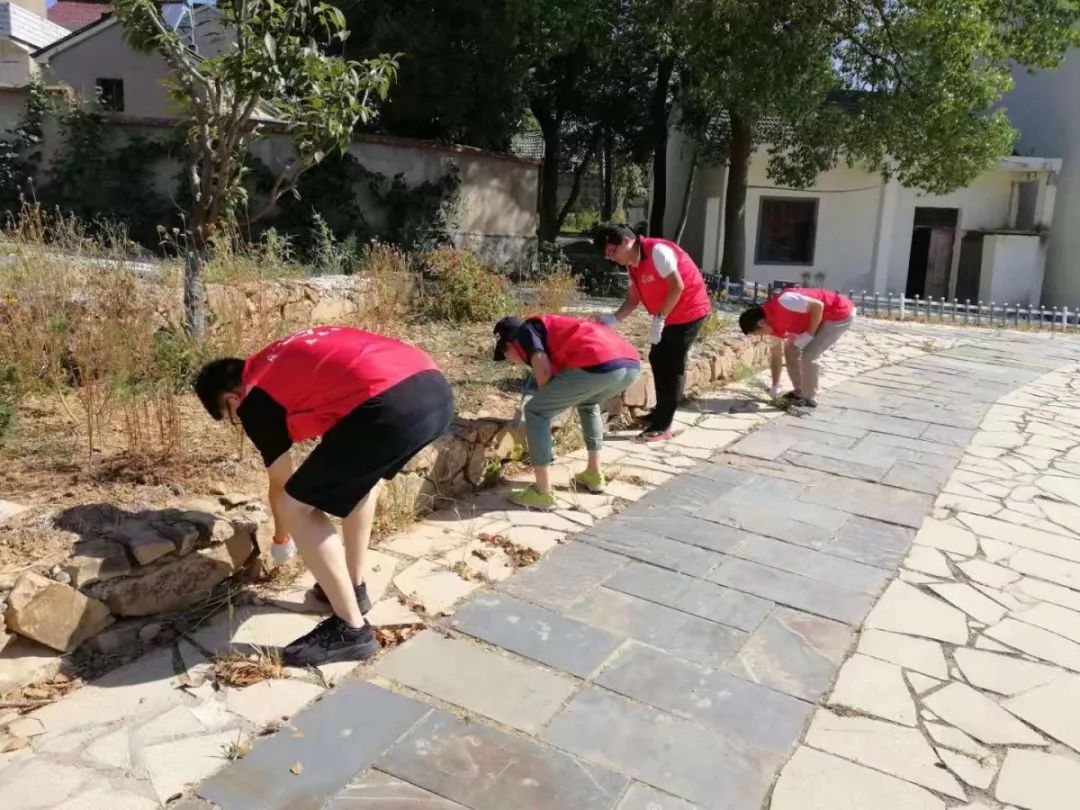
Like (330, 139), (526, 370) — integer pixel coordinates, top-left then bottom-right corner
(478, 533), (539, 568)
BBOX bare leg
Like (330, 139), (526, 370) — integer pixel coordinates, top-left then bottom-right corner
(783, 340), (803, 395)
(585, 450), (601, 476)
(279, 493), (364, 628)
(341, 481), (380, 587)
(534, 465), (551, 495)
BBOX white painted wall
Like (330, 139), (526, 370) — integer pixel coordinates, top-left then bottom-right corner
(979, 234), (1045, 306)
(684, 148), (1053, 299)
(740, 153), (881, 292)
(1000, 50), (1080, 306)
(0, 38), (31, 87)
(886, 170), (1015, 294)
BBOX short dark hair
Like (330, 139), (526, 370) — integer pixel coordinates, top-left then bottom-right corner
(739, 306), (767, 335)
(591, 222), (637, 254)
(194, 357), (245, 419)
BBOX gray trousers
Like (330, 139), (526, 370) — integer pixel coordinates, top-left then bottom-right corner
(784, 314), (854, 399)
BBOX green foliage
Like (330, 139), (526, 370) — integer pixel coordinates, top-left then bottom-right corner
(680, 0), (1080, 196)
(41, 103), (176, 246)
(0, 81), (49, 211)
(113, 0), (399, 232)
(0, 364), (21, 445)
(339, 0), (526, 151)
(250, 150), (461, 262)
(421, 245), (514, 322)
(560, 209), (600, 234)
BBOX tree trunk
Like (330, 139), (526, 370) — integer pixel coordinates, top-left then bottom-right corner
(183, 245), (207, 337)
(557, 136), (599, 232)
(720, 113), (753, 281)
(647, 55), (676, 237)
(536, 113), (562, 243)
(601, 129), (614, 220)
(675, 157), (697, 243)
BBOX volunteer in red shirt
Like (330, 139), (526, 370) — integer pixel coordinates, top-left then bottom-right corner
(492, 314), (640, 510)
(739, 288), (856, 408)
(592, 223), (712, 442)
(194, 326), (453, 666)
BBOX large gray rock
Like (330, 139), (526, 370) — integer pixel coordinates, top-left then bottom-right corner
(62, 540), (132, 588)
(6, 572), (114, 652)
(86, 534), (251, 617)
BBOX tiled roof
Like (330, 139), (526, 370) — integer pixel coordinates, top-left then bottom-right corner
(46, 2), (113, 32)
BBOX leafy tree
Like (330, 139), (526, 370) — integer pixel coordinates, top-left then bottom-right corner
(337, 0), (527, 151)
(678, 0), (1080, 280)
(509, 0), (624, 242)
(113, 0), (398, 334)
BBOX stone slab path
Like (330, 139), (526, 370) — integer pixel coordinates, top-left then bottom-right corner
(3, 320), (1080, 810)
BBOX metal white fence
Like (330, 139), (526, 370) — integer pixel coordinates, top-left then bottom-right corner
(702, 274), (1079, 331)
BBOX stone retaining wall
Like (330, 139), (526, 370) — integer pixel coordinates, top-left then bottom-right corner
(2, 278), (770, 667)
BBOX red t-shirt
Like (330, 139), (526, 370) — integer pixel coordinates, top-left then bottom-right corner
(241, 326), (437, 444)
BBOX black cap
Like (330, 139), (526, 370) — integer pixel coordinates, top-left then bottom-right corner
(492, 316), (524, 361)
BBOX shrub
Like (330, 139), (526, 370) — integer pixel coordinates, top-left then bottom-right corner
(421, 245), (514, 323)
(536, 266), (579, 313)
(354, 241), (418, 328)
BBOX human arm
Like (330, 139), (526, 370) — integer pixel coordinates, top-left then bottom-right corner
(611, 284), (641, 322)
(266, 452), (294, 542)
(236, 388), (294, 541)
(806, 299), (824, 335)
(530, 352), (553, 387)
(652, 243), (684, 318)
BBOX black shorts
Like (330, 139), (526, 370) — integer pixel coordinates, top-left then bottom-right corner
(284, 370), (454, 518)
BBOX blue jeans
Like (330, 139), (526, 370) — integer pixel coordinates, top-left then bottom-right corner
(523, 366), (640, 466)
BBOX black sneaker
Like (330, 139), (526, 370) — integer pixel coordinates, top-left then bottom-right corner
(793, 397), (818, 409)
(780, 391), (800, 401)
(282, 615), (379, 666)
(310, 581), (372, 614)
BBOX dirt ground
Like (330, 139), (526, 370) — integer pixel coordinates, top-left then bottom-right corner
(0, 307), (736, 578)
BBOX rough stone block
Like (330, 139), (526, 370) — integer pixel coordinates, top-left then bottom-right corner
(117, 522), (176, 566)
(87, 542), (239, 617)
(6, 572), (114, 652)
(62, 540), (132, 588)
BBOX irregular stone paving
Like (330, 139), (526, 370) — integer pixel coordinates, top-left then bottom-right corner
(772, 353), (1080, 810)
(3, 319), (1079, 809)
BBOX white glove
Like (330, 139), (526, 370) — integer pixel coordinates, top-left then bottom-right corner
(768, 384), (782, 399)
(791, 332), (814, 350)
(648, 315), (666, 345)
(596, 313), (618, 327)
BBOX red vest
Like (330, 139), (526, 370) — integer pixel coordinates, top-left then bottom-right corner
(533, 314), (639, 376)
(762, 288), (855, 339)
(242, 326), (438, 442)
(628, 237), (711, 325)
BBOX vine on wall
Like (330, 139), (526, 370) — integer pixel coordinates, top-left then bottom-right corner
(0, 88), (463, 264)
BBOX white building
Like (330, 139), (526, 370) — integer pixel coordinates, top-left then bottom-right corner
(0, 0), (68, 125)
(664, 124), (1061, 307)
(999, 51), (1080, 307)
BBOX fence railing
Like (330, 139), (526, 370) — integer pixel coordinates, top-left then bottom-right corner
(702, 274), (1079, 331)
